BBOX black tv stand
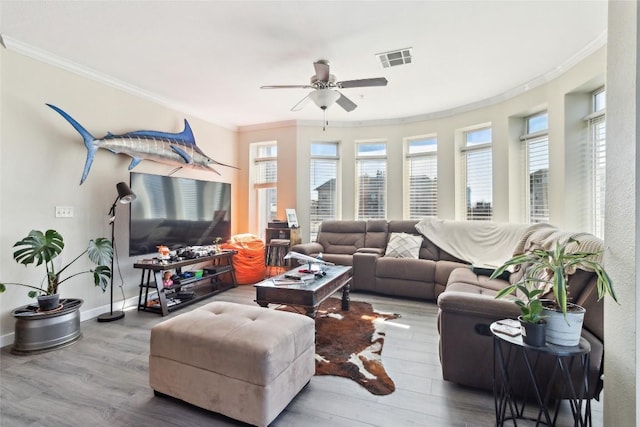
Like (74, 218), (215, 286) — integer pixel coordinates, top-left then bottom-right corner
(135, 250), (237, 316)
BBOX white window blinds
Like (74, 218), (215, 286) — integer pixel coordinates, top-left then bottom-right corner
(406, 137), (437, 219)
(356, 142), (387, 220)
(589, 114), (606, 238)
(462, 128), (492, 220)
(310, 142), (339, 241)
(581, 88), (606, 238)
(522, 112), (549, 224)
(254, 144), (277, 187)
(252, 142), (278, 236)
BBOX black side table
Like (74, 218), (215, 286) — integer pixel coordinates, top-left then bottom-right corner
(490, 321), (592, 426)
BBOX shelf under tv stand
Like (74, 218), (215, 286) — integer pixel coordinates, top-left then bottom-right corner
(135, 250), (238, 316)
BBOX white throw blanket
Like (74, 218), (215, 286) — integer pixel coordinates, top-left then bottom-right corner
(514, 227), (604, 273)
(414, 218), (549, 268)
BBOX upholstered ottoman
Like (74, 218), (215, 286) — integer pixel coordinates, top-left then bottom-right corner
(149, 301), (315, 427)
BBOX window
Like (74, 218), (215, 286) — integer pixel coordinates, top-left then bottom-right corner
(310, 142), (340, 241)
(405, 136), (437, 219)
(586, 88), (606, 238)
(356, 142), (387, 220)
(250, 142), (277, 238)
(462, 128), (492, 220)
(522, 112), (549, 223)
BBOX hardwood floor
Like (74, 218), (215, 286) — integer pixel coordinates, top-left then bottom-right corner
(0, 286), (603, 426)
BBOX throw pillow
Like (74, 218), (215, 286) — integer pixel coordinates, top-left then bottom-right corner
(384, 232), (423, 259)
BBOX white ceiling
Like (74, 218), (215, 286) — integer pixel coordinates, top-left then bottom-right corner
(0, 1), (607, 129)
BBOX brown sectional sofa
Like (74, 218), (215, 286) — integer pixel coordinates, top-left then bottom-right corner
(291, 219), (606, 399)
(292, 219), (470, 298)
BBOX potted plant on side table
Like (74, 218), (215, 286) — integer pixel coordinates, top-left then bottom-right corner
(0, 229), (112, 353)
(491, 237), (617, 346)
(493, 274), (547, 347)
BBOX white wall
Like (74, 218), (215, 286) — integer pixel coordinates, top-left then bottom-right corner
(604, 1), (638, 425)
(0, 49), (238, 340)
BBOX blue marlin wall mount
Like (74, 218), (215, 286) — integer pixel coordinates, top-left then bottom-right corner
(46, 104), (237, 184)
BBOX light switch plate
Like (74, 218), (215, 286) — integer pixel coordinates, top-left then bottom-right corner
(55, 206), (74, 218)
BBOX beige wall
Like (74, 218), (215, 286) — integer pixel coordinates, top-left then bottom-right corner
(0, 49), (238, 340)
(236, 123), (298, 233)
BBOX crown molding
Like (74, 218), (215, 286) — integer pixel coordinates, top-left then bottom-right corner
(3, 31), (606, 131)
(237, 120), (299, 132)
(2, 35), (239, 131)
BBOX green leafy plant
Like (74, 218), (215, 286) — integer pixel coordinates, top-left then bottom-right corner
(490, 237), (617, 319)
(0, 229), (113, 298)
(493, 279), (546, 324)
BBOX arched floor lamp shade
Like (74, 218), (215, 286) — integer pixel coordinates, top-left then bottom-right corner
(97, 182), (136, 322)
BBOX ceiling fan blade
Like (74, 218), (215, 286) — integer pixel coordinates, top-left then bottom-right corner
(336, 91), (357, 112)
(261, 84), (314, 89)
(291, 94), (311, 111)
(313, 60), (331, 82)
(337, 77), (388, 89)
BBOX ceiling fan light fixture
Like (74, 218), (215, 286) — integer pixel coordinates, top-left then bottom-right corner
(309, 89), (340, 109)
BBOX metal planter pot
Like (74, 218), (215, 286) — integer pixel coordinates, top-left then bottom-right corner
(542, 300), (585, 346)
(11, 299), (83, 354)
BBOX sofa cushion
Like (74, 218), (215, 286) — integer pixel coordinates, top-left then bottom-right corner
(384, 232), (423, 259)
(317, 220), (366, 254)
(376, 257), (436, 282)
(365, 219), (389, 248)
(388, 220), (440, 260)
(322, 253), (356, 266)
(447, 267), (509, 292)
(435, 261), (470, 289)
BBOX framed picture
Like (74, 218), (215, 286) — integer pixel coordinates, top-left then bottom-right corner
(286, 209), (299, 228)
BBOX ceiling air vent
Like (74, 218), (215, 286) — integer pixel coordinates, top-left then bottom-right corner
(376, 48), (413, 68)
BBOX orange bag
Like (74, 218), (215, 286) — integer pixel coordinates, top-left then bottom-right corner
(221, 234), (266, 285)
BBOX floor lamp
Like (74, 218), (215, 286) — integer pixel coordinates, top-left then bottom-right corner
(97, 182), (136, 322)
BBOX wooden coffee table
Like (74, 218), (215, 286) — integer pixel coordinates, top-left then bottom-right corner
(254, 265), (352, 318)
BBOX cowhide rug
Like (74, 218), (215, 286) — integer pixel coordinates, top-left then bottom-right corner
(278, 298), (400, 395)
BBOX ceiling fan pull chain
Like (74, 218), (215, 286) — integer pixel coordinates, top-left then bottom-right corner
(323, 108), (327, 131)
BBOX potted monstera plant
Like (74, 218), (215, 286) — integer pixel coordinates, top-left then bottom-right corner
(491, 237), (617, 346)
(0, 229), (113, 310)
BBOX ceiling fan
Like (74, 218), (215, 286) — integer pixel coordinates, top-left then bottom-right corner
(260, 59), (388, 113)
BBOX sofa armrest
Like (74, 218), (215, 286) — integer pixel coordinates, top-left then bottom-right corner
(437, 289), (520, 322)
(290, 242), (324, 256)
(437, 289), (520, 391)
(352, 252), (380, 292)
(437, 288), (604, 398)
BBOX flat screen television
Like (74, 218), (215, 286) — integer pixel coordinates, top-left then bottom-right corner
(129, 172), (231, 256)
